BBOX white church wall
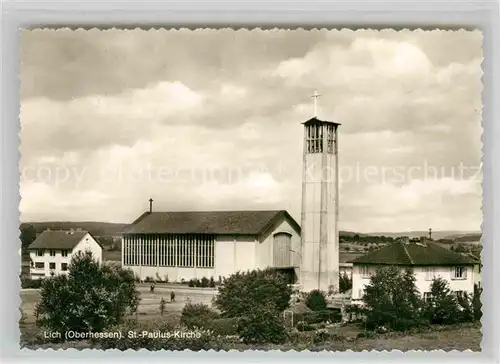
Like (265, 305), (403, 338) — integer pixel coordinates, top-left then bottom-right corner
(214, 236), (235, 278)
(258, 219), (301, 269)
(214, 235), (257, 278)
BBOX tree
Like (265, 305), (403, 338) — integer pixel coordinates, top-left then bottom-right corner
(20, 224), (37, 254)
(362, 266), (425, 331)
(34, 250), (140, 336)
(424, 277), (460, 325)
(456, 283), (483, 322)
(305, 289), (327, 311)
(214, 268), (291, 318)
(339, 272), (353, 294)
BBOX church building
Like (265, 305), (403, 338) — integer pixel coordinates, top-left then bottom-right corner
(121, 207), (301, 282)
(121, 93), (341, 289)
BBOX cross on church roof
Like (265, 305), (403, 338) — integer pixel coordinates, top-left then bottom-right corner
(310, 90), (322, 117)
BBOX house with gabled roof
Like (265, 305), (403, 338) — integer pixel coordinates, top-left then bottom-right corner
(27, 230), (102, 280)
(350, 240), (481, 303)
(121, 207), (301, 282)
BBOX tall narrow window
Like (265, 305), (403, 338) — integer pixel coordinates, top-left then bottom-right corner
(273, 233), (292, 267)
(327, 124), (335, 154)
(306, 124), (324, 154)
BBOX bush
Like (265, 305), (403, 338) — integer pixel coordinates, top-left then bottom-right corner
(145, 276), (154, 283)
(209, 277), (215, 287)
(305, 289), (327, 311)
(200, 277), (210, 288)
(21, 278), (43, 289)
(180, 303), (220, 329)
(363, 266), (426, 331)
(214, 268), (292, 318)
(92, 319), (213, 351)
(313, 329), (344, 344)
(296, 321), (315, 332)
(237, 303), (288, 344)
(206, 317), (239, 336)
(424, 277), (460, 325)
(308, 310), (341, 324)
(294, 310), (338, 325)
(34, 251), (140, 337)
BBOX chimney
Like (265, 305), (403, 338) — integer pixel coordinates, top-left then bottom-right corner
(149, 198), (154, 213)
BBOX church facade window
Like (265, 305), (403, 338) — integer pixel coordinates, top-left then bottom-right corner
(123, 234), (215, 269)
(273, 232), (292, 267)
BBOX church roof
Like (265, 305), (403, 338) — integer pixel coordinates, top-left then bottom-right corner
(302, 117), (341, 127)
(351, 241), (478, 266)
(123, 210), (301, 236)
(28, 230), (88, 250)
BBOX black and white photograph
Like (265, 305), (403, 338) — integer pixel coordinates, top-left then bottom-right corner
(19, 28), (483, 351)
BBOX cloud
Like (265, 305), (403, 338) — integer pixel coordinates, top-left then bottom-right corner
(19, 29), (483, 232)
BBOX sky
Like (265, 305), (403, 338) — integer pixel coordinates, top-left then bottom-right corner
(19, 29), (483, 233)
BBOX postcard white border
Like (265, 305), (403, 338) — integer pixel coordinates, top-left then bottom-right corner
(1, 0), (498, 363)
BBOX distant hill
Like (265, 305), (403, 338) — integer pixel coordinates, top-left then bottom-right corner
(20, 221), (128, 237)
(20, 222), (481, 244)
(442, 233), (482, 242)
(364, 231), (481, 241)
(339, 231), (369, 237)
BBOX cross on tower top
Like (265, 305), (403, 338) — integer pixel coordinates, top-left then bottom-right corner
(310, 91), (322, 117)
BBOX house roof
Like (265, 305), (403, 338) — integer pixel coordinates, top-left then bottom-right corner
(28, 230), (88, 250)
(122, 210), (301, 235)
(302, 117), (341, 127)
(351, 241), (478, 266)
(340, 252), (365, 264)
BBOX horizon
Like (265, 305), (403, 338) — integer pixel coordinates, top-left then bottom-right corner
(20, 29), (483, 232)
(19, 218), (482, 237)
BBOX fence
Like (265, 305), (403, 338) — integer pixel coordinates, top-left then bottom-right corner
(283, 309), (342, 328)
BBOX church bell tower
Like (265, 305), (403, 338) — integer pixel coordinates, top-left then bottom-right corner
(299, 92), (340, 293)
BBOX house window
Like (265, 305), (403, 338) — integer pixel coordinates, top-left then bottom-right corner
(424, 267), (437, 281)
(453, 266), (467, 280)
(36, 250), (44, 256)
(34, 262), (44, 269)
(423, 292), (433, 303)
(61, 263), (68, 271)
(454, 290), (465, 300)
(360, 266), (372, 278)
(49, 262), (56, 270)
(49, 250), (56, 257)
(61, 250), (68, 257)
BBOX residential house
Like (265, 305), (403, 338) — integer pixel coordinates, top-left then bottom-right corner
(350, 241), (480, 303)
(28, 230), (102, 280)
